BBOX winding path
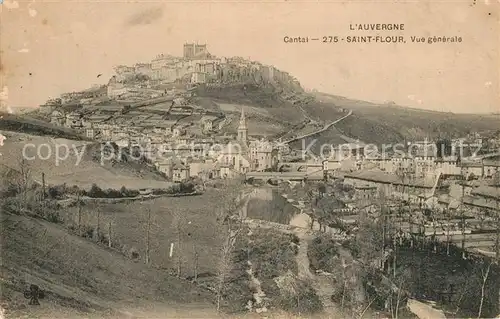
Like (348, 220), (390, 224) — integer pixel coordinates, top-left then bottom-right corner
(239, 207), (342, 316)
(282, 109), (353, 144)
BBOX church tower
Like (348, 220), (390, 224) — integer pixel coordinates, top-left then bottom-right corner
(237, 109), (248, 144)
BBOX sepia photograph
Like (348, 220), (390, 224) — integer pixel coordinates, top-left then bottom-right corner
(0, 1), (499, 318)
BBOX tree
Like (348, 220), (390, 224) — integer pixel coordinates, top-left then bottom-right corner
(313, 196), (344, 233)
(388, 271), (410, 319)
(377, 187), (389, 271)
(495, 200), (500, 263)
(76, 193), (83, 236)
(215, 194), (244, 312)
(145, 205), (152, 265)
(356, 212), (385, 269)
(216, 224), (242, 311)
(170, 206), (187, 277)
(94, 207), (101, 243)
(88, 183), (104, 198)
(108, 220), (113, 248)
(477, 260), (492, 318)
(13, 156), (32, 211)
(338, 251), (355, 312)
(193, 243), (199, 282)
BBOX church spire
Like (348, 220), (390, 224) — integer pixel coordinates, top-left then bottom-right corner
(237, 108), (248, 143)
(239, 108), (247, 129)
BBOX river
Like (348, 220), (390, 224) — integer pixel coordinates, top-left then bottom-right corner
(245, 187), (300, 225)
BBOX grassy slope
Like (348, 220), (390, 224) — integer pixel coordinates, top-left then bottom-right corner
(0, 131), (171, 190)
(0, 112), (85, 140)
(0, 213), (216, 319)
(200, 85), (500, 146)
(195, 84), (306, 124)
(60, 185), (244, 277)
(314, 93), (500, 145)
(194, 84), (350, 144)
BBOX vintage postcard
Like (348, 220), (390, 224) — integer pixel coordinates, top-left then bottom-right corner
(1, 1), (499, 318)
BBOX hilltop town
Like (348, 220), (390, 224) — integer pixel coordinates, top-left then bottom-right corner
(35, 43), (312, 182)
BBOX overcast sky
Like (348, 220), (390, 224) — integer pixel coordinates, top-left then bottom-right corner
(1, 0), (498, 114)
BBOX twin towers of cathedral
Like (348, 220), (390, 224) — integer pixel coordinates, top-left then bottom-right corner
(237, 109), (248, 144)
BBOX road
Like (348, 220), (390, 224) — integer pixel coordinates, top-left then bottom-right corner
(282, 109), (353, 144)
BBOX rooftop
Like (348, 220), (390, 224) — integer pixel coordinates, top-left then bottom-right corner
(345, 169), (438, 188)
(471, 185), (500, 200)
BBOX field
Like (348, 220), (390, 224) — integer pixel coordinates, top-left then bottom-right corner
(0, 131), (171, 190)
(61, 184), (245, 277)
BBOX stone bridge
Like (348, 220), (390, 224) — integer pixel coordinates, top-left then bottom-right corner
(245, 170), (324, 182)
(278, 162), (323, 172)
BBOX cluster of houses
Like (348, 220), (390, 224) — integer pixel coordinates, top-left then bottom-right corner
(150, 110), (281, 182)
(312, 136), (500, 216)
(242, 133), (499, 218)
(50, 105), (284, 183)
(42, 43), (308, 185)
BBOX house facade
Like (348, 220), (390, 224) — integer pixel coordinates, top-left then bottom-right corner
(50, 110), (65, 126)
(172, 163), (190, 182)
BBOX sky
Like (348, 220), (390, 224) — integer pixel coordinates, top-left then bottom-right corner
(0, 0), (499, 114)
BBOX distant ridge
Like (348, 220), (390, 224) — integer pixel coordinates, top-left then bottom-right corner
(311, 92), (500, 145)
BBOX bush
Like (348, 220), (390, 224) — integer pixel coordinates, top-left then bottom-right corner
(249, 230), (299, 280)
(129, 248), (140, 260)
(0, 183), (20, 198)
(341, 239), (361, 259)
(105, 188), (122, 198)
(48, 184), (67, 199)
(67, 185), (84, 196)
(218, 228), (303, 314)
(151, 189), (167, 195)
(46, 184), (83, 199)
(46, 210), (62, 223)
(276, 279), (323, 314)
(87, 184), (105, 198)
(165, 182), (196, 195)
(2, 193), (63, 223)
(220, 268), (253, 313)
(179, 182), (195, 193)
(84, 184), (140, 198)
(120, 187), (139, 197)
(308, 234), (339, 273)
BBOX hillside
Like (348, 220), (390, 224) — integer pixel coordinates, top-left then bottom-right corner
(195, 83), (500, 146)
(59, 186), (245, 278)
(191, 84), (500, 151)
(314, 93), (500, 145)
(0, 131), (171, 190)
(0, 212), (217, 318)
(0, 112), (85, 140)
(195, 84), (307, 124)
